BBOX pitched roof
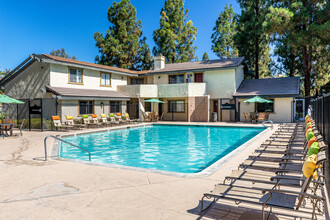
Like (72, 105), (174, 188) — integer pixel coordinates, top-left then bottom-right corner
(148, 57), (245, 74)
(45, 86), (130, 99)
(37, 54), (148, 75)
(233, 77), (300, 97)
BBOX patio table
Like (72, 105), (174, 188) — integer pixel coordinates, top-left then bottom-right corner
(0, 123), (13, 137)
(250, 112), (259, 124)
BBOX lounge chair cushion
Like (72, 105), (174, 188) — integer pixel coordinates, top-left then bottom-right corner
(125, 113), (129, 117)
(306, 131), (315, 141)
(306, 119), (311, 124)
(116, 113), (121, 116)
(82, 115), (89, 118)
(66, 116), (73, 120)
(52, 116), (60, 120)
(306, 122), (312, 128)
(302, 154), (318, 178)
(307, 137), (317, 149)
(307, 142), (320, 156)
(101, 114), (107, 118)
(91, 114), (97, 118)
(109, 113), (115, 117)
(305, 128), (313, 137)
(306, 125), (313, 131)
(305, 115), (309, 121)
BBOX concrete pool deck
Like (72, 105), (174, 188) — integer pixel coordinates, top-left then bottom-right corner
(0, 122), (327, 219)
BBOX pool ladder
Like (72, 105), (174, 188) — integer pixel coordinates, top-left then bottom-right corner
(44, 135), (91, 161)
(262, 120), (274, 129)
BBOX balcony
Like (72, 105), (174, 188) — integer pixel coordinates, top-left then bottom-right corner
(117, 83), (206, 98)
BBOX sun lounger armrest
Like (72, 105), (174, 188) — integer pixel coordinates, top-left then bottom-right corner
(261, 189), (325, 201)
(278, 161), (295, 165)
(275, 170), (292, 174)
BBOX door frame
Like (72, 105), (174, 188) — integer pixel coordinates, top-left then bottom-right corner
(293, 99), (305, 121)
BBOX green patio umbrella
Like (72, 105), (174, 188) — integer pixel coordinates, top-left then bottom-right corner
(144, 98), (165, 103)
(0, 95), (24, 122)
(144, 98), (165, 113)
(244, 96), (273, 103)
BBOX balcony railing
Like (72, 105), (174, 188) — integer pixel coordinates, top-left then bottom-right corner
(117, 83), (206, 98)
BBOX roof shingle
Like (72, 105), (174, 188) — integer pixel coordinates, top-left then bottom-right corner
(233, 77), (300, 97)
(45, 86), (130, 98)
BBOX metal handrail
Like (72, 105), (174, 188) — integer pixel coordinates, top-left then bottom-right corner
(262, 120), (274, 129)
(44, 135), (91, 161)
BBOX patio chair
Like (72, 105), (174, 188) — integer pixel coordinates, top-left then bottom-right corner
(52, 116), (74, 131)
(2, 119), (14, 136)
(115, 113), (126, 124)
(91, 114), (103, 127)
(12, 119), (25, 136)
(100, 114), (112, 126)
(81, 115), (93, 128)
(123, 113), (135, 124)
(158, 112), (164, 121)
(142, 111), (151, 122)
(109, 113), (120, 125)
(200, 152), (327, 220)
(257, 113), (267, 123)
(65, 116), (85, 129)
(244, 112), (252, 123)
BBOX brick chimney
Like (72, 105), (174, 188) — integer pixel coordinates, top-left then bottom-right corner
(154, 54), (165, 70)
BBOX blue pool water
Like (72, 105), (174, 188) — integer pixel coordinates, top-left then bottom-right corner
(60, 125), (265, 173)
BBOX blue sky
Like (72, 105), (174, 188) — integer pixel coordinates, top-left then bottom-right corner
(0, 0), (240, 71)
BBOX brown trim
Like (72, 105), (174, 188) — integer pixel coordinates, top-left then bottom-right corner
(68, 67), (84, 85)
(167, 100), (186, 113)
(194, 72), (204, 83)
(168, 73), (186, 84)
(100, 72), (112, 87)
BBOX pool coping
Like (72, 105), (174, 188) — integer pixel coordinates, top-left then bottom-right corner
(52, 123), (271, 178)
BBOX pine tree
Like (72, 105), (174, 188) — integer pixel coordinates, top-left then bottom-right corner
(211, 4), (238, 59)
(234, 0), (271, 79)
(264, 0), (329, 101)
(153, 0), (197, 63)
(94, 0), (152, 70)
(202, 52), (209, 61)
(50, 48), (77, 60)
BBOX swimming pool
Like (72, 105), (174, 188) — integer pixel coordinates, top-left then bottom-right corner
(59, 125), (265, 174)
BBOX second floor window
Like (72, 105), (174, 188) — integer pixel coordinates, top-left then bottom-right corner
(131, 78), (144, 85)
(101, 73), (111, 86)
(69, 68), (83, 84)
(169, 74), (184, 84)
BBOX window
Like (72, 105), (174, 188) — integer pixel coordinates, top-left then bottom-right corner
(79, 101), (94, 115)
(100, 73), (111, 86)
(131, 78), (144, 85)
(256, 99), (274, 113)
(168, 100), (185, 112)
(169, 74), (184, 84)
(69, 68), (83, 84)
(110, 101), (120, 112)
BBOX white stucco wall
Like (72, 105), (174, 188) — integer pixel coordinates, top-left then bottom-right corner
(50, 64), (128, 90)
(203, 69), (237, 99)
(5, 62), (51, 99)
(239, 97), (293, 123)
(235, 66), (244, 90)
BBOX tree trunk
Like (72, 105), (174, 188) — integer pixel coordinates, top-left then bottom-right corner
(289, 48), (295, 77)
(303, 45), (312, 111)
(255, 1), (259, 79)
